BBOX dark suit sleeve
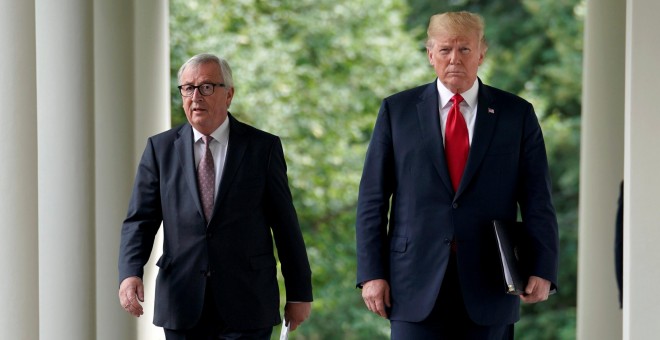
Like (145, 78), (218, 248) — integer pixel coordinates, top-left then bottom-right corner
(265, 138), (313, 302)
(118, 138), (162, 285)
(517, 104), (560, 289)
(355, 100), (395, 286)
(615, 180), (624, 307)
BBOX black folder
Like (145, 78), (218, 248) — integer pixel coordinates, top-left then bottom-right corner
(492, 220), (527, 295)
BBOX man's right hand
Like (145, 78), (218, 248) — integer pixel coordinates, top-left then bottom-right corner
(361, 279), (391, 318)
(118, 276), (145, 317)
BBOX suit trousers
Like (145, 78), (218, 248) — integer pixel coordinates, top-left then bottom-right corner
(164, 281), (272, 340)
(391, 252), (514, 340)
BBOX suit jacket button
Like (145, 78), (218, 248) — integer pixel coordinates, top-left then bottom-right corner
(206, 232), (213, 239)
(452, 203), (459, 209)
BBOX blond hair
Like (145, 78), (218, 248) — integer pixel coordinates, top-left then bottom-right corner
(426, 11), (488, 51)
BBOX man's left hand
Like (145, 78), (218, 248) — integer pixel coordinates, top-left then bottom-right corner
(284, 302), (311, 331)
(520, 276), (551, 303)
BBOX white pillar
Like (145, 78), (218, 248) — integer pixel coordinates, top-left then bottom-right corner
(577, 0), (626, 339)
(135, 0), (171, 142)
(36, 0), (96, 339)
(134, 1), (170, 339)
(0, 2), (39, 338)
(623, 0), (660, 338)
(94, 0), (136, 339)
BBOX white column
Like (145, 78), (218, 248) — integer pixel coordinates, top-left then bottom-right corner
(576, 0), (626, 339)
(94, 0), (136, 339)
(135, 0), (171, 142)
(0, 2), (39, 338)
(624, 0), (660, 338)
(134, 1), (170, 339)
(36, 0), (96, 339)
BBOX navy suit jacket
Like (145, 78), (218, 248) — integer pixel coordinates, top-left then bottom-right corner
(356, 79), (558, 326)
(615, 181), (623, 307)
(119, 114), (312, 330)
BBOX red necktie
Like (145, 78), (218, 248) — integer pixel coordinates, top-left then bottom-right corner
(445, 94), (469, 191)
(197, 135), (215, 224)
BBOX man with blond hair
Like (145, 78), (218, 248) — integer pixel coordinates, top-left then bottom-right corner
(356, 12), (558, 339)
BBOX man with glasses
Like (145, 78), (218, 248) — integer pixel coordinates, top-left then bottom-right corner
(118, 53), (313, 339)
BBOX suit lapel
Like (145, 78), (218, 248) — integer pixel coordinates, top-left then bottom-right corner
(213, 114), (248, 215)
(416, 82), (454, 194)
(455, 80), (497, 198)
(174, 124), (205, 218)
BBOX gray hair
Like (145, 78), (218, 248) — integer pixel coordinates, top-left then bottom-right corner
(177, 53), (234, 88)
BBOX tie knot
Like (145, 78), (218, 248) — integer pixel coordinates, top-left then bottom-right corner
(201, 135), (213, 145)
(451, 93), (464, 105)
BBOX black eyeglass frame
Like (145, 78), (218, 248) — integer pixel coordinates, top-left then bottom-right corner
(177, 83), (226, 97)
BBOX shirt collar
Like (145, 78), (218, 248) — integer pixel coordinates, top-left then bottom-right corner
(436, 78), (479, 109)
(192, 117), (230, 145)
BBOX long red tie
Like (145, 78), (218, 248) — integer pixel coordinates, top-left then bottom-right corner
(445, 94), (469, 191)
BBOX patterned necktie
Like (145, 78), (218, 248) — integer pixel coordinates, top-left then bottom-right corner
(445, 94), (469, 191)
(197, 135), (215, 224)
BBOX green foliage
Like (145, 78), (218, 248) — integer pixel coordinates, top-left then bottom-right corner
(516, 307), (577, 340)
(171, 0), (583, 338)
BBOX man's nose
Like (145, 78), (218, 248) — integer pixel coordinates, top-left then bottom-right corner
(192, 87), (204, 101)
(449, 50), (461, 64)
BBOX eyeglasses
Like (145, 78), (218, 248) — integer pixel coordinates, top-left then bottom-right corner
(177, 83), (226, 97)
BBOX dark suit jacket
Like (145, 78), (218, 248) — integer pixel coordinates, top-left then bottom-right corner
(356, 79), (558, 326)
(119, 114), (312, 330)
(615, 180), (623, 307)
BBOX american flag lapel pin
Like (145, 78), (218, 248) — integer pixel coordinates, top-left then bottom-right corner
(488, 108), (495, 114)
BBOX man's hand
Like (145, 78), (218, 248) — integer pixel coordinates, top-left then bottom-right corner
(520, 275), (551, 304)
(361, 279), (391, 318)
(118, 276), (145, 317)
(284, 302), (311, 331)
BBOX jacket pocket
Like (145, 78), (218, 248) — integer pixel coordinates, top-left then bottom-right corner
(156, 254), (172, 270)
(390, 236), (408, 253)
